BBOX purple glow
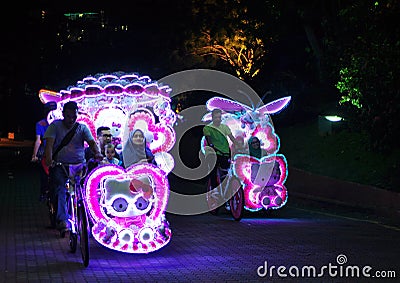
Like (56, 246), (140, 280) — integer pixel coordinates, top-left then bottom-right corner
(206, 96), (249, 112)
(233, 154), (288, 210)
(258, 96), (291, 114)
(39, 73), (172, 106)
(85, 163), (171, 254)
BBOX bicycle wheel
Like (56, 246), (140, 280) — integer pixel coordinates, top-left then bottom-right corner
(229, 186), (244, 221)
(69, 233), (77, 253)
(47, 196), (56, 228)
(77, 201), (90, 267)
(206, 178), (220, 215)
(60, 193), (71, 238)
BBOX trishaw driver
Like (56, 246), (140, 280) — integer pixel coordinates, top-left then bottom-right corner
(203, 108), (236, 189)
(44, 101), (103, 232)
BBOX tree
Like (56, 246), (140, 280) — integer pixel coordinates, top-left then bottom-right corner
(330, 0), (400, 151)
(175, 0), (279, 81)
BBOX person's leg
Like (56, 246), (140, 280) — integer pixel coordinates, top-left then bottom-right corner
(218, 155), (230, 181)
(49, 165), (68, 227)
(38, 164), (49, 199)
(205, 153), (218, 188)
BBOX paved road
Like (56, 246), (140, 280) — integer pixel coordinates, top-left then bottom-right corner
(1, 149), (399, 282)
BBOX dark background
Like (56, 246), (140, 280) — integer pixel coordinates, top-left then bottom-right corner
(0, 0), (311, 139)
(1, 0), (398, 156)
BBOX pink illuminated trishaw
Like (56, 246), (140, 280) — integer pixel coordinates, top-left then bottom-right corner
(201, 96), (291, 221)
(39, 72), (176, 254)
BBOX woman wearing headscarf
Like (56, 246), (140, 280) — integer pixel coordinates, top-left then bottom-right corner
(248, 136), (267, 182)
(248, 136), (267, 159)
(122, 129), (155, 168)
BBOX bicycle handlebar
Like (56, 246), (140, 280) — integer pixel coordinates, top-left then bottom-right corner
(206, 145), (231, 157)
(53, 162), (88, 181)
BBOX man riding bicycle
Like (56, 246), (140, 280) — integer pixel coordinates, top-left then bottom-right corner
(203, 108), (236, 190)
(44, 101), (103, 232)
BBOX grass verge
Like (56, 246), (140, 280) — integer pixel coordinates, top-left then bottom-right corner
(277, 120), (400, 192)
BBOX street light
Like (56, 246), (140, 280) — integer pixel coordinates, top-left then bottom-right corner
(318, 115), (344, 136)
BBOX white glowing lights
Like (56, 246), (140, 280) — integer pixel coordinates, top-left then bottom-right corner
(324, 115), (343, 122)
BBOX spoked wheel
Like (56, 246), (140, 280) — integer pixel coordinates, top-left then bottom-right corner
(229, 187), (244, 221)
(77, 201), (90, 267)
(69, 233), (77, 253)
(48, 200), (56, 229)
(206, 178), (220, 215)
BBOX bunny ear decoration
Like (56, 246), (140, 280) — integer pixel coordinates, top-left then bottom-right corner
(258, 96), (291, 115)
(206, 97), (251, 113)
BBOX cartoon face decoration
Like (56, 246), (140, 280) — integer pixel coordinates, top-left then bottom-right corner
(94, 107), (126, 146)
(85, 164), (171, 254)
(102, 176), (154, 218)
(110, 121), (123, 139)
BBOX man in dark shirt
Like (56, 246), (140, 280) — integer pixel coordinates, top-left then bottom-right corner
(85, 126), (121, 172)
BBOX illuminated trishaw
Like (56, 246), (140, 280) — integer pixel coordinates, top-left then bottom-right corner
(201, 96), (291, 221)
(39, 72), (176, 254)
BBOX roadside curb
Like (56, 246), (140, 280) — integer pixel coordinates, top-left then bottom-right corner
(286, 166), (400, 220)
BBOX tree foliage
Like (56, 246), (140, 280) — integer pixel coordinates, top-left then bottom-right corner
(176, 0), (279, 81)
(328, 0), (400, 151)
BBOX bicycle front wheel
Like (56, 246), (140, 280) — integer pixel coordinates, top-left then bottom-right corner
(77, 201), (89, 267)
(229, 186), (244, 221)
(206, 178), (220, 215)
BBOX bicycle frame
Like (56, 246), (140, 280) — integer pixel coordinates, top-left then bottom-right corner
(64, 164), (85, 234)
(206, 157), (244, 221)
(58, 162), (90, 267)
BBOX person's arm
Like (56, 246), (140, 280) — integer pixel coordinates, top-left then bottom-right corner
(205, 135), (214, 147)
(228, 133), (237, 147)
(31, 135), (41, 162)
(44, 137), (54, 167)
(145, 147), (155, 163)
(87, 139), (103, 161)
(203, 126), (214, 147)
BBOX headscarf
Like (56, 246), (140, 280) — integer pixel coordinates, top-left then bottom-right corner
(248, 136), (262, 159)
(122, 129), (147, 168)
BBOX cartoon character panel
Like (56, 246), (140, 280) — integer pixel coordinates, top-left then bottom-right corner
(85, 164), (171, 253)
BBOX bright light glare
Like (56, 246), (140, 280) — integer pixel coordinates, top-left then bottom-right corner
(324, 115), (343, 122)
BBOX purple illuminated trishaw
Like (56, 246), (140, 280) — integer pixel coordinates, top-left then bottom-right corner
(39, 72), (176, 254)
(201, 96), (291, 221)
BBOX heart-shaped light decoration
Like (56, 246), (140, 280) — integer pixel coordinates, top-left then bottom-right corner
(84, 163), (171, 253)
(127, 110), (175, 153)
(233, 154), (288, 211)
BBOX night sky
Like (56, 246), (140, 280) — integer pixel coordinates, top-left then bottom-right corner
(0, 0), (308, 140)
